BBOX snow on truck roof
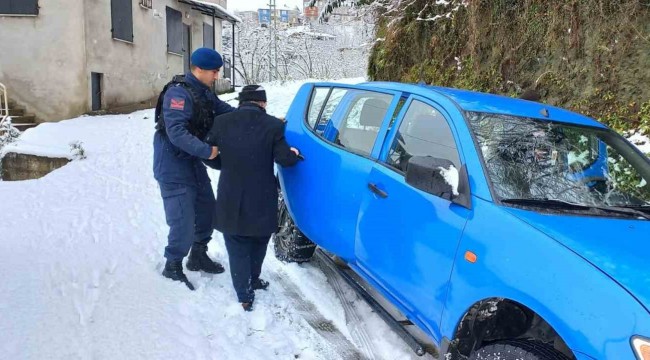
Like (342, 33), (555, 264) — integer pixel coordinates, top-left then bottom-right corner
(357, 81), (607, 129)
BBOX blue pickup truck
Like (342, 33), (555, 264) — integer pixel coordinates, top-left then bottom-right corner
(274, 81), (650, 360)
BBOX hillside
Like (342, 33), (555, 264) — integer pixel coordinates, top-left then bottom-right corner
(369, 0), (650, 133)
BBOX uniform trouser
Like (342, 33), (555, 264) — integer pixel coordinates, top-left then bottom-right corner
(158, 181), (215, 261)
(223, 234), (270, 303)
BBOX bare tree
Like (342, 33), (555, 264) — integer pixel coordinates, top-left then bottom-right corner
(223, 9), (375, 84)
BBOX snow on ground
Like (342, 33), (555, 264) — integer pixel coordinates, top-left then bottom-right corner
(0, 78), (417, 360)
(628, 132), (650, 155)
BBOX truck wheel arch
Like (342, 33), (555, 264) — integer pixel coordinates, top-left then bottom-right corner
(445, 297), (575, 359)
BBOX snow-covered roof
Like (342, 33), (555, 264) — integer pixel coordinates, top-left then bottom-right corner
(284, 25), (310, 36)
(284, 26), (336, 39)
(294, 31), (336, 39)
(181, 0), (242, 23)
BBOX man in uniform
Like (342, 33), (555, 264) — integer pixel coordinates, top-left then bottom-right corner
(204, 85), (301, 310)
(153, 48), (235, 290)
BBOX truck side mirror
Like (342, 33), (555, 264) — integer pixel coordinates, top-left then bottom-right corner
(405, 156), (471, 209)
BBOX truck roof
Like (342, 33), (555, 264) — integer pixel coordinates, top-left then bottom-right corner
(358, 81), (607, 129)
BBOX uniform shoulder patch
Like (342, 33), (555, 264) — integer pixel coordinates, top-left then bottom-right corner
(170, 98), (185, 111)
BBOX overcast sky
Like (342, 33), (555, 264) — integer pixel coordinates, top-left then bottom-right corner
(229, 0), (304, 11)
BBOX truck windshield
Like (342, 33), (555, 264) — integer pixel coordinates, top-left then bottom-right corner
(467, 112), (650, 208)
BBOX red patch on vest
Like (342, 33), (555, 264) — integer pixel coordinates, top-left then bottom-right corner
(170, 98), (185, 110)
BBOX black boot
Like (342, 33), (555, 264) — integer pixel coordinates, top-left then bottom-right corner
(241, 301), (254, 312)
(162, 260), (195, 291)
(251, 278), (269, 291)
(186, 243), (225, 274)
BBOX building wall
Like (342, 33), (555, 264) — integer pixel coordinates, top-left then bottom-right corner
(0, 0), (228, 122)
(0, 0), (88, 122)
(83, 0), (225, 113)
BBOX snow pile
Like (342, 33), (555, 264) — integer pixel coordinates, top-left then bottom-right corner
(0, 115), (103, 159)
(0, 78), (415, 360)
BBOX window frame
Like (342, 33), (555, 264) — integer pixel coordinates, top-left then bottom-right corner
(329, 90), (394, 157)
(305, 86), (331, 131)
(0, 0), (38, 16)
(378, 95), (464, 176)
(110, 0), (134, 43)
(303, 84), (402, 160)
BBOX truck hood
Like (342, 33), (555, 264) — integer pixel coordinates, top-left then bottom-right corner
(505, 208), (650, 313)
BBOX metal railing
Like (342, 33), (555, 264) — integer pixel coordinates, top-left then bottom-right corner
(0, 82), (8, 128)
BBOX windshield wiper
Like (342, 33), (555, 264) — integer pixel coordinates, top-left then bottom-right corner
(592, 204), (650, 220)
(501, 198), (588, 209)
(501, 198), (650, 220)
(614, 205), (650, 215)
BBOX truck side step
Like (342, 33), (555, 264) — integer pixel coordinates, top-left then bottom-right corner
(315, 249), (430, 357)
(398, 320), (414, 326)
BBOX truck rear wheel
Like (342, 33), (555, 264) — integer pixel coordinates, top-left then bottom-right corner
(273, 197), (316, 263)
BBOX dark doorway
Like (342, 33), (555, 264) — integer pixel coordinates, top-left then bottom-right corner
(91, 72), (102, 111)
(183, 24), (191, 73)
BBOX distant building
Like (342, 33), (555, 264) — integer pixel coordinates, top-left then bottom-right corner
(303, 0), (323, 22)
(257, 6), (300, 26)
(302, 1), (357, 23)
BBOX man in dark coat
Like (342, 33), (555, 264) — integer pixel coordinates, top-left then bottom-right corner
(153, 48), (235, 291)
(204, 85), (300, 311)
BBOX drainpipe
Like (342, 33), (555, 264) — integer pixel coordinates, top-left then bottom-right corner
(212, 12), (216, 49)
(212, 11), (216, 93)
(232, 21), (236, 90)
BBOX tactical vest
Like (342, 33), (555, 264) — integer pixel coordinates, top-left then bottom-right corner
(154, 75), (216, 141)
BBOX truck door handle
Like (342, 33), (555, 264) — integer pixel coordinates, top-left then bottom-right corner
(368, 183), (388, 198)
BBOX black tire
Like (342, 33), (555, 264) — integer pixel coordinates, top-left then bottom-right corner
(273, 196), (316, 263)
(470, 340), (572, 360)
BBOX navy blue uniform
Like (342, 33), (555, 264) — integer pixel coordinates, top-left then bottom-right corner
(153, 72), (234, 261)
(204, 103), (299, 303)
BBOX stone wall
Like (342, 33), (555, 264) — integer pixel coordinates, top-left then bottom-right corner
(1, 153), (70, 181)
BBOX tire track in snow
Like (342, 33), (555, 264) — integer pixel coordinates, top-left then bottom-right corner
(269, 272), (365, 359)
(314, 254), (377, 360)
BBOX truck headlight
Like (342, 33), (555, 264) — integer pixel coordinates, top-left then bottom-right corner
(632, 336), (650, 360)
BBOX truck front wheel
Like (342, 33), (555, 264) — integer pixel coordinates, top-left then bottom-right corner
(469, 340), (571, 360)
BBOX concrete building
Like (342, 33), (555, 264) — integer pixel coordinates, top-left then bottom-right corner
(0, 0), (239, 123)
(303, 0), (323, 22)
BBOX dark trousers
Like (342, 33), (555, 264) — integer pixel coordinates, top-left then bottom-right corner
(223, 234), (270, 303)
(159, 181), (215, 261)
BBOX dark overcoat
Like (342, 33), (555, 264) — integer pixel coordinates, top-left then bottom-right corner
(204, 103), (299, 236)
